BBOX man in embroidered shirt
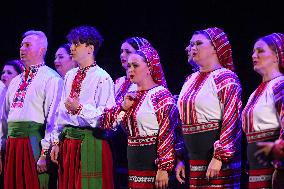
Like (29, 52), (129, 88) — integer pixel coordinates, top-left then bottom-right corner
(51, 25), (115, 189)
(4, 30), (63, 189)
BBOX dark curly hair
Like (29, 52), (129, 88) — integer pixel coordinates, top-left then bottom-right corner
(66, 25), (104, 56)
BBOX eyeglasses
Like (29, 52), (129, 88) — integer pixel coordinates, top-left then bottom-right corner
(189, 41), (203, 48)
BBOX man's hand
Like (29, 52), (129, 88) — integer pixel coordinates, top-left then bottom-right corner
(37, 155), (47, 173)
(50, 145), (59, 165)
(65, 96), (80, 112)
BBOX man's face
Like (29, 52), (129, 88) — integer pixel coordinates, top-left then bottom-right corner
(20, 35), (43, 66)
(70, 42), (92, 65)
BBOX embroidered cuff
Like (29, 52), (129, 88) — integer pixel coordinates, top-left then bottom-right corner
(155, 158), (174, 171)
(52, 141), (60, 146)
(157, 162), (174, 171)
(213, 154), (222, 161)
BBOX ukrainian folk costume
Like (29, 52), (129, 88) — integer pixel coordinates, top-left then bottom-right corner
(177, 28), (242, 188)
(4, 64), (63, 189)
(242, 33), (284, 189)
(112, 37), (152, 188)
(101, 47), (178, 189)
(55, 64), (115, 189)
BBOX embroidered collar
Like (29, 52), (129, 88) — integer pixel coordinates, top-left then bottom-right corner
(78, 62), (96, 73)
(24, 62), (45, 72)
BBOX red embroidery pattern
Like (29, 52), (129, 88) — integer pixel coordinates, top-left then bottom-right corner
(124, 91), (147, 137)
(68, 63), (95, 115)
(11, 63), (44, 108)
(213, 70), (242, 162)
(179, 72), (210, 124)
(150, 88), (180, 170)
(242, 82), (268, 133)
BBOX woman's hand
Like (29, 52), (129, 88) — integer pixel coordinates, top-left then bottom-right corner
(155, 170), (169, 189)
(272, 139), (284, 159)
(255, 141), (274, 166)
(206, 158), (222, 179)
(122, 92), (136, 111)
(175, 159), (185, 184)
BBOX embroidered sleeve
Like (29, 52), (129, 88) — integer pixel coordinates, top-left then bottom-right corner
(214, 79), (242, 162)
(99, 105), (125, 130)
(273, 81), (284, 140)
(155, 102), (181, 171)
(41, 76), (63, 150)
(79, 75), (116, 128)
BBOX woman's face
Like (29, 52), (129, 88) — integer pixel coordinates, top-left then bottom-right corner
(185, 43), (199, 71)
(185, 44), (192, 62)
(127, 53), (151, 85)
(252, 40), (278, 75)
(189, 34), (216, 67)
(54, 47), (76, 77)
(120, 42), (136, 70)
(1, 65), (19, 87)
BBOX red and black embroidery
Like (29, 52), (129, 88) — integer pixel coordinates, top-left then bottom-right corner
(11, 63), (44, 108)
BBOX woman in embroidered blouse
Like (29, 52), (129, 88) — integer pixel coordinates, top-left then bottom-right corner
(99, 46), (179, 189)
(242, 33), (284, 189)
(112, 36), (152, 188)
(115, 37), (152, 104)
(175, 27), (242, 188)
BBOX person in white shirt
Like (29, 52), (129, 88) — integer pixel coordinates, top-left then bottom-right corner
(176, 27), (242, 188)
(4, 30), (63, 189)
(50, 25), (115, 189)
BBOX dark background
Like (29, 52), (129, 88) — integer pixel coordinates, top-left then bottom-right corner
(0, 0), (283, 101)
(0, 0), (282, 188)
